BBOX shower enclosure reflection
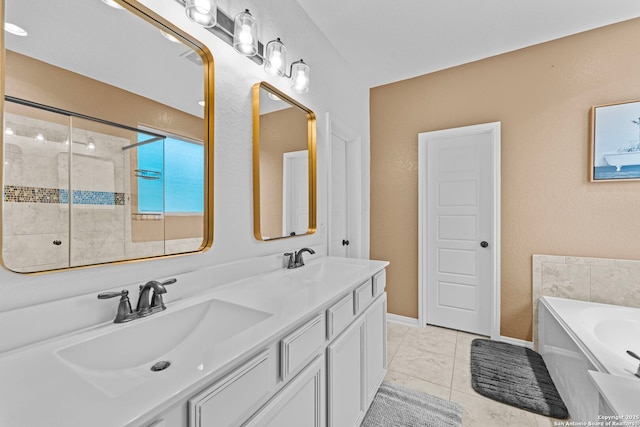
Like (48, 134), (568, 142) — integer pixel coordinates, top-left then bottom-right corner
(2, 0), (213, 273)
(3, 100), (204, 272)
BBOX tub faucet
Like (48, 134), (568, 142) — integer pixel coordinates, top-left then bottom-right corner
(294, 248), (315, 268)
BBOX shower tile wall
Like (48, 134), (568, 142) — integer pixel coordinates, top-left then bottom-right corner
(2, 113), (187, 272)
(532, 254), (640, 345)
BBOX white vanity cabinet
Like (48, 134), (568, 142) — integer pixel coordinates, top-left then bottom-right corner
(152, 267), (387, 427)
(327, 273), (387, 427)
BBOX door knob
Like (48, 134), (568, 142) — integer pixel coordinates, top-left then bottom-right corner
(480, 241), (489, 248)
(342, 239), (350, 246)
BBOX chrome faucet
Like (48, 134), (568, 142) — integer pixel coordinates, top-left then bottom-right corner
(284, 247), (315, 269)
(98, 278), (177, 323)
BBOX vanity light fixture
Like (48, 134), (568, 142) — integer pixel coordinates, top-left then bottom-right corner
(184, 0), (217, 28)
(233, 9), (258, 56)
(4, 22), (28, 37)
(264, 38), (311, 93)
(264, 38), (286, 77)
(177, 0), (310, 90)
(290, 59), (310, 94)
(86, 140), (96, 152)
(101, 0), (125, 10)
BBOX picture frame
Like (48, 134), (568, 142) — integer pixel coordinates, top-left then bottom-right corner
(591, 99), (640, 181)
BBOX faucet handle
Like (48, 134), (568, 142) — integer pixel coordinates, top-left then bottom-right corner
(98, 289), (128, 299)
(98, 290), (134, 323)
(284, 252), (295, 269)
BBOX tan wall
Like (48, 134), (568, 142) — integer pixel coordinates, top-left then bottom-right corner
(370, 18), (640, 341)
(259, 107), (308, 238)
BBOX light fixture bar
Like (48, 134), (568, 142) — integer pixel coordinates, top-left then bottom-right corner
(175, 0), (264, 64)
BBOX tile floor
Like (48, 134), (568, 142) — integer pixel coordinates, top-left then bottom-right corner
(384, 321), (561, 427)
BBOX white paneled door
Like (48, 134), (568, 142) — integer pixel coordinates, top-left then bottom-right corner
(418, 122), (500, 337)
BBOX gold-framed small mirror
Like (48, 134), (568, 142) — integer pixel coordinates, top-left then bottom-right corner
(252, 82), (316, 241)
(1, 0), (214, 273)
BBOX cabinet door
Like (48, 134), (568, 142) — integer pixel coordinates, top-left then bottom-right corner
(327, 317), (365, 427)
(365, 294), (387, 404)
(244, 356), (324, 427)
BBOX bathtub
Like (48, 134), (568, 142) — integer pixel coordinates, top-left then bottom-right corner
(538, 296), (640, 422)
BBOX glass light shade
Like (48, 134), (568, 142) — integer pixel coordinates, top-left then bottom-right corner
(264, 38), (286, 76)
(233, 9), (258, 57)
(185, 0), (217, 28)
(290, 60), (310, 94)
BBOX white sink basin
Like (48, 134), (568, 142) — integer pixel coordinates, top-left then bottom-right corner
(56, 299), (272, 372)
(287, 261), (365, 283)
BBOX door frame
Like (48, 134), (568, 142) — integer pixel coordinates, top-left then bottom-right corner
(327, 114), (363, 259)
(417, 122), (501, 340)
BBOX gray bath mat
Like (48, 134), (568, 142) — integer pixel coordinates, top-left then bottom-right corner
(361, 381), (463, 427)
(470, 339), (568, 418)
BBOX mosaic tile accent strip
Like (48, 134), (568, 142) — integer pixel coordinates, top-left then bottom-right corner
(5, 186), (125, 206)
(4, 185), (60, 203)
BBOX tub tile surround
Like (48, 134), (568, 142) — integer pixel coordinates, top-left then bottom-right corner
(532, 254), (640, 346)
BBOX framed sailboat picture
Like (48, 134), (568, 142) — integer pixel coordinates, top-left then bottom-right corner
(591, 100), (640, 181)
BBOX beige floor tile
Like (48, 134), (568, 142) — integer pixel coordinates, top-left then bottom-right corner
(402, 325), (458, 357)
(384, 370), (451, 401)
(451, 390), (539, 427)
(455, 332), (490, 368)
(388, 342), (454, 387)
(387, 321), (413, 339)
(451, 357), (474, 395)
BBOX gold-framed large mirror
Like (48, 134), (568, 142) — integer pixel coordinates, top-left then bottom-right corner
(1, 0), (214, 273)
(252, 82), (316, 241)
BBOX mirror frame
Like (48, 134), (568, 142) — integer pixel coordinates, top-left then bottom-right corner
(252, 81), (316, 241)
(0, 0), (215, 273)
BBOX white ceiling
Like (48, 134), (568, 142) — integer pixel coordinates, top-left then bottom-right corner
(5, 0), (204, 118)
(295, 0), (640, 88)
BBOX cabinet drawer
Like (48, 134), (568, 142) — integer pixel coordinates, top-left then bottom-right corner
(354, 280), (373, 315)
(281, 314), (325, 380)
(189, 350), (273, 427)
(372, 270), (386, 297)
(327, 293), (355, 340)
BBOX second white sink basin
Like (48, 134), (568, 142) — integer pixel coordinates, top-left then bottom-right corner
(56, 299), (272, 372)
(287, 261), (365, 283)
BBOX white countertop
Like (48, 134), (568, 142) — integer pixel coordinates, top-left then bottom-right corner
(0, 256), (388, 427)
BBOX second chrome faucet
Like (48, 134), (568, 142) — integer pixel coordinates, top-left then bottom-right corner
(98, 278), (177, 323)
(284, 248), (315, 269)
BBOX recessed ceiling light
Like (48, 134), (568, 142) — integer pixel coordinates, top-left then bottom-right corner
(160, 30), (181, 43)
(34, 133), (46, 144)
(4, 23), (27, 37)
(198, 100), (205, 107)
(101, 0), (125, 10)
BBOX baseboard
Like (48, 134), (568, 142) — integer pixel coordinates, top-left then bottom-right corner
(499, 335), (533, 349)
(386, 313), (419, 327)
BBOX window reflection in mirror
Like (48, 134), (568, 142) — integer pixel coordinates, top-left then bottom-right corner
(253, 82), (316, 241)
(1, 0), (214, 273)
